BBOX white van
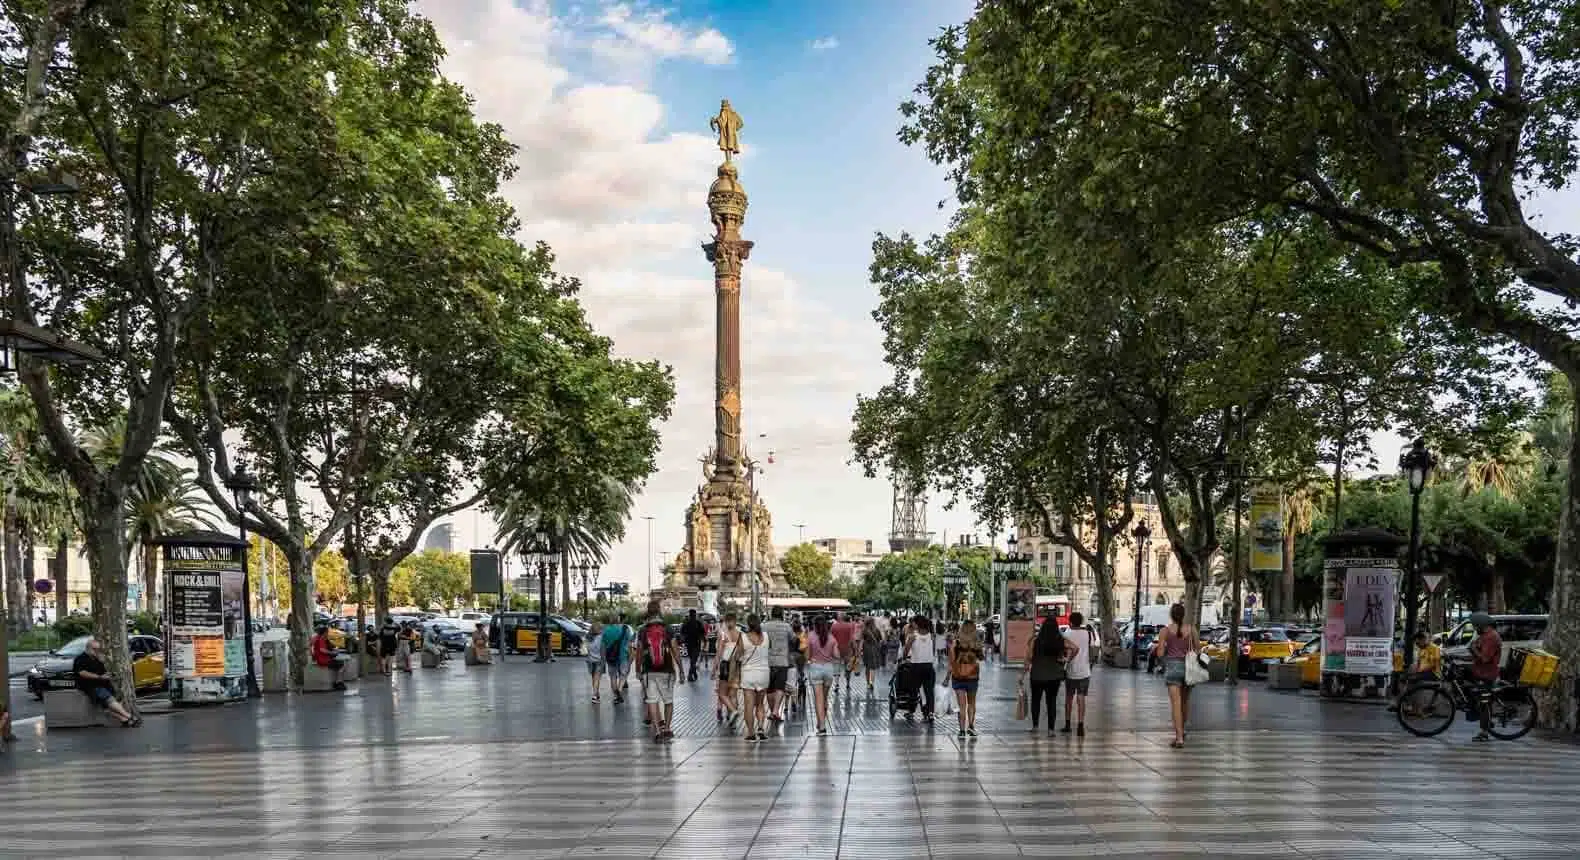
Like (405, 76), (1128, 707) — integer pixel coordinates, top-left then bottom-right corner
(454, 610), (492, 627)
(1438, 614), (1548, 665)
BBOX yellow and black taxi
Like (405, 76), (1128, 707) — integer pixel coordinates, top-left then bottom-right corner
(26, 634), (166, 699)
(1202, 627), (1300, 677)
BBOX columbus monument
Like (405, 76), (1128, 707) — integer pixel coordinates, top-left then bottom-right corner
(657, 99), (793, 613)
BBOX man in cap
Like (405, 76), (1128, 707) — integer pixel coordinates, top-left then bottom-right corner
(1467, 613), (1503, 742)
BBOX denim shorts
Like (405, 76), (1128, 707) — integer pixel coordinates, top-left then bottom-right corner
(88, 686), (113, 706)
(1163, 658), (1186, 687)
(951, 678), (979, 693)
(807, 662), (837, 686)
(586, 659), (602, 676)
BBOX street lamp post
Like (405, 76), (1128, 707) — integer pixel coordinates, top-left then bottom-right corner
(1400, 438), (1437, 677)
(224, 460), (262, 697)
(533, 530), (553, 663)
(1131, 521), (1150, 671)
(642, 515), (655, 596)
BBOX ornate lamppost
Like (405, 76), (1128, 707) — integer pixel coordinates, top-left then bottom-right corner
(224, 460), (262, 696)
(1131, 520), (1151, 670)
(533, 529), (554, 663)
(1400, 438), (1437, 676)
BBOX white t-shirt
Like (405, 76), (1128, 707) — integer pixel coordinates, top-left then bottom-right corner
(906, 631), (936, 665)
(1064, 628), (1094, 681)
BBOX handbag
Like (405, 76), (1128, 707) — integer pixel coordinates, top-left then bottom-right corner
(1014, 681), (1028, 720)
(1184, 647), (1210, 686)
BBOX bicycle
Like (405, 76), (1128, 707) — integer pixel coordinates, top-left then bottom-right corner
(1396, 661), (1537, 740)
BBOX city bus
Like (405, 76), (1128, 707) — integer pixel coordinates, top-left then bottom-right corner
(1036, 594), (1072, 629)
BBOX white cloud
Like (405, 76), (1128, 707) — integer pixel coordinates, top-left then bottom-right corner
(808, 36), (839, 52)
(594, 3), (734, 67)
(419, 1), (937, 593)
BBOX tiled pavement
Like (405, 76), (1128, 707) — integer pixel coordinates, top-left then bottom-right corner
(3, 658), (1579, 859)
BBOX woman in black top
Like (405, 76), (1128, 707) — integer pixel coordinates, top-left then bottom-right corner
(1019, 621), (1073, 734)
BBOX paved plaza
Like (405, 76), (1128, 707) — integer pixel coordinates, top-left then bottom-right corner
(2, 658), (1578, 859)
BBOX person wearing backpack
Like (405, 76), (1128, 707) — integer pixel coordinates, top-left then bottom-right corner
(601, 614), (633, 705)
(632, 601), (680, 742)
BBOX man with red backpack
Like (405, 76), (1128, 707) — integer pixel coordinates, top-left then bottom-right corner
(632, 600), (681, 742)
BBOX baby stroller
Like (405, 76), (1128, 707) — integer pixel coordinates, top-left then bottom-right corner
(888, 668), (920, 721)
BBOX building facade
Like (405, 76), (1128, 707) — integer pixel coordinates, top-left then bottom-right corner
(1015, 495), (1189, 626)
(784, 537), (885, 584)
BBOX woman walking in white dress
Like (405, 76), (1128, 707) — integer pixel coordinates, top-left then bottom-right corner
(737, 614), (770, 742)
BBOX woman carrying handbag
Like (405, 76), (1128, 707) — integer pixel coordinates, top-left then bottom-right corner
(1153, 603), (1198, 748)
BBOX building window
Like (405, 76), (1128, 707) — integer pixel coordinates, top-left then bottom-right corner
(1039, 551), (1049, 562)
(865, 540), (873, 554)
(1054, 557), (1065, 582)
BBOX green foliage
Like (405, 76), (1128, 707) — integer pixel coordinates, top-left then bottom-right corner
(782, 544), (837, 597)
(390, 549), (470, 611)
(127, 611), (160, 636)
(53, 614), (93, 640)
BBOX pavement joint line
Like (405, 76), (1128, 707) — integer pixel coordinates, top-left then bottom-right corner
(832, 728), (859, 858)
(741, 735), (811, 854)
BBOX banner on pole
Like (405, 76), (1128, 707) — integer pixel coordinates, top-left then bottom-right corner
(1423, 574), (1444, 593)
(1248, 484), (1284, 571)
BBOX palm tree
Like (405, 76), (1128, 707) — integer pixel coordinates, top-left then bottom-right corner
(1448, 434), (1537, 499)
(492, 475), (635, 613)
(124, 458), (217, 612)
(1, 388), (78, 629)
(1280, 476), (1326, 621)
(80, 421), (217, 613)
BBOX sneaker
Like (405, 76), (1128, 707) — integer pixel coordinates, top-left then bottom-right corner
(966, 727), (978, 738)
(716, 707), (724, 722)
(746, 733), (759, 744)
(644, 717), (652, 726)
(653, 733), (665, 743)
(757, 731), (767, 741)
(1060, 724), (1072, 734)
(592, 694), (601, 703)
(1473, 732), (1491, 742)
(957, 728), (967, 739)
(1076, 724), (1085, 737)
(817, 726), (828, 736)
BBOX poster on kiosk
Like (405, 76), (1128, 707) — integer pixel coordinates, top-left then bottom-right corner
(1003, 580), (1037, 664)
(158, 531), (251, 703)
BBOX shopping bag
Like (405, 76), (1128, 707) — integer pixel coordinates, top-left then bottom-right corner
(1014, 682), (1028, 720)
(1184, 649), (1210, 686)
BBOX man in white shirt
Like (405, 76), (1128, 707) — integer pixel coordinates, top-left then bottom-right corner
(1061, 611), (1096, 736)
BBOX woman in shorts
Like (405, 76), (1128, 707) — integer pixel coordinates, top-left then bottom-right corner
(737, 614), (770, 742)
(805, 615), (841, 735)
(714, 612), (741, 726)
(1151, 603), (1196, 749)
(948, 620), (984, 737)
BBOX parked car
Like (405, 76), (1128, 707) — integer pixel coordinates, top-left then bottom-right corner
(495, 612), (586, 655)
(420, 620), (469, 651)
(1202, 627), (1299, 677)
(26, 634), (166, 700)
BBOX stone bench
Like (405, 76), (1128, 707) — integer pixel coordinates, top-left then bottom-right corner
(44, 689), (116, 729)
(339, 655), (361, 681)
(302, 663), (346, 692)
(1267, 661), (1304, 690)
(464, 646), (492, 666)
(420, 650), (443, 669)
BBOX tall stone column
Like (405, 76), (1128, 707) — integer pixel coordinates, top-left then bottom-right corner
(703, 161), (752, 470)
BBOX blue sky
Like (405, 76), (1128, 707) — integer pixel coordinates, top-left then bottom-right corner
(419, 0), (985, 591)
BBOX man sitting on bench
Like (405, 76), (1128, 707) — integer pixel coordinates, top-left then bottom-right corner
(311, 624), (348, 690)
(73, 638), (141, 727)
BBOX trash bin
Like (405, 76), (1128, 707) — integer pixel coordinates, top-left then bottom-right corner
(260, 640), (288, 693)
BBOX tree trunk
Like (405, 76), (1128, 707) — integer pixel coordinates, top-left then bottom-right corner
(82, 497), (137, 711)
(560, 549), (570, 613)
(1331, 443), (1345, 527)
(3, 506), (25, 630)
(1280, 527), (1296, 622)
(1542, 384), (1580, 732)
(142, 540), (159, 614)
(371, 560), (391, 625)
(286, 545), (318, 691)
(54, 532), (68, 619)
(1490, 566), (1507, 614)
